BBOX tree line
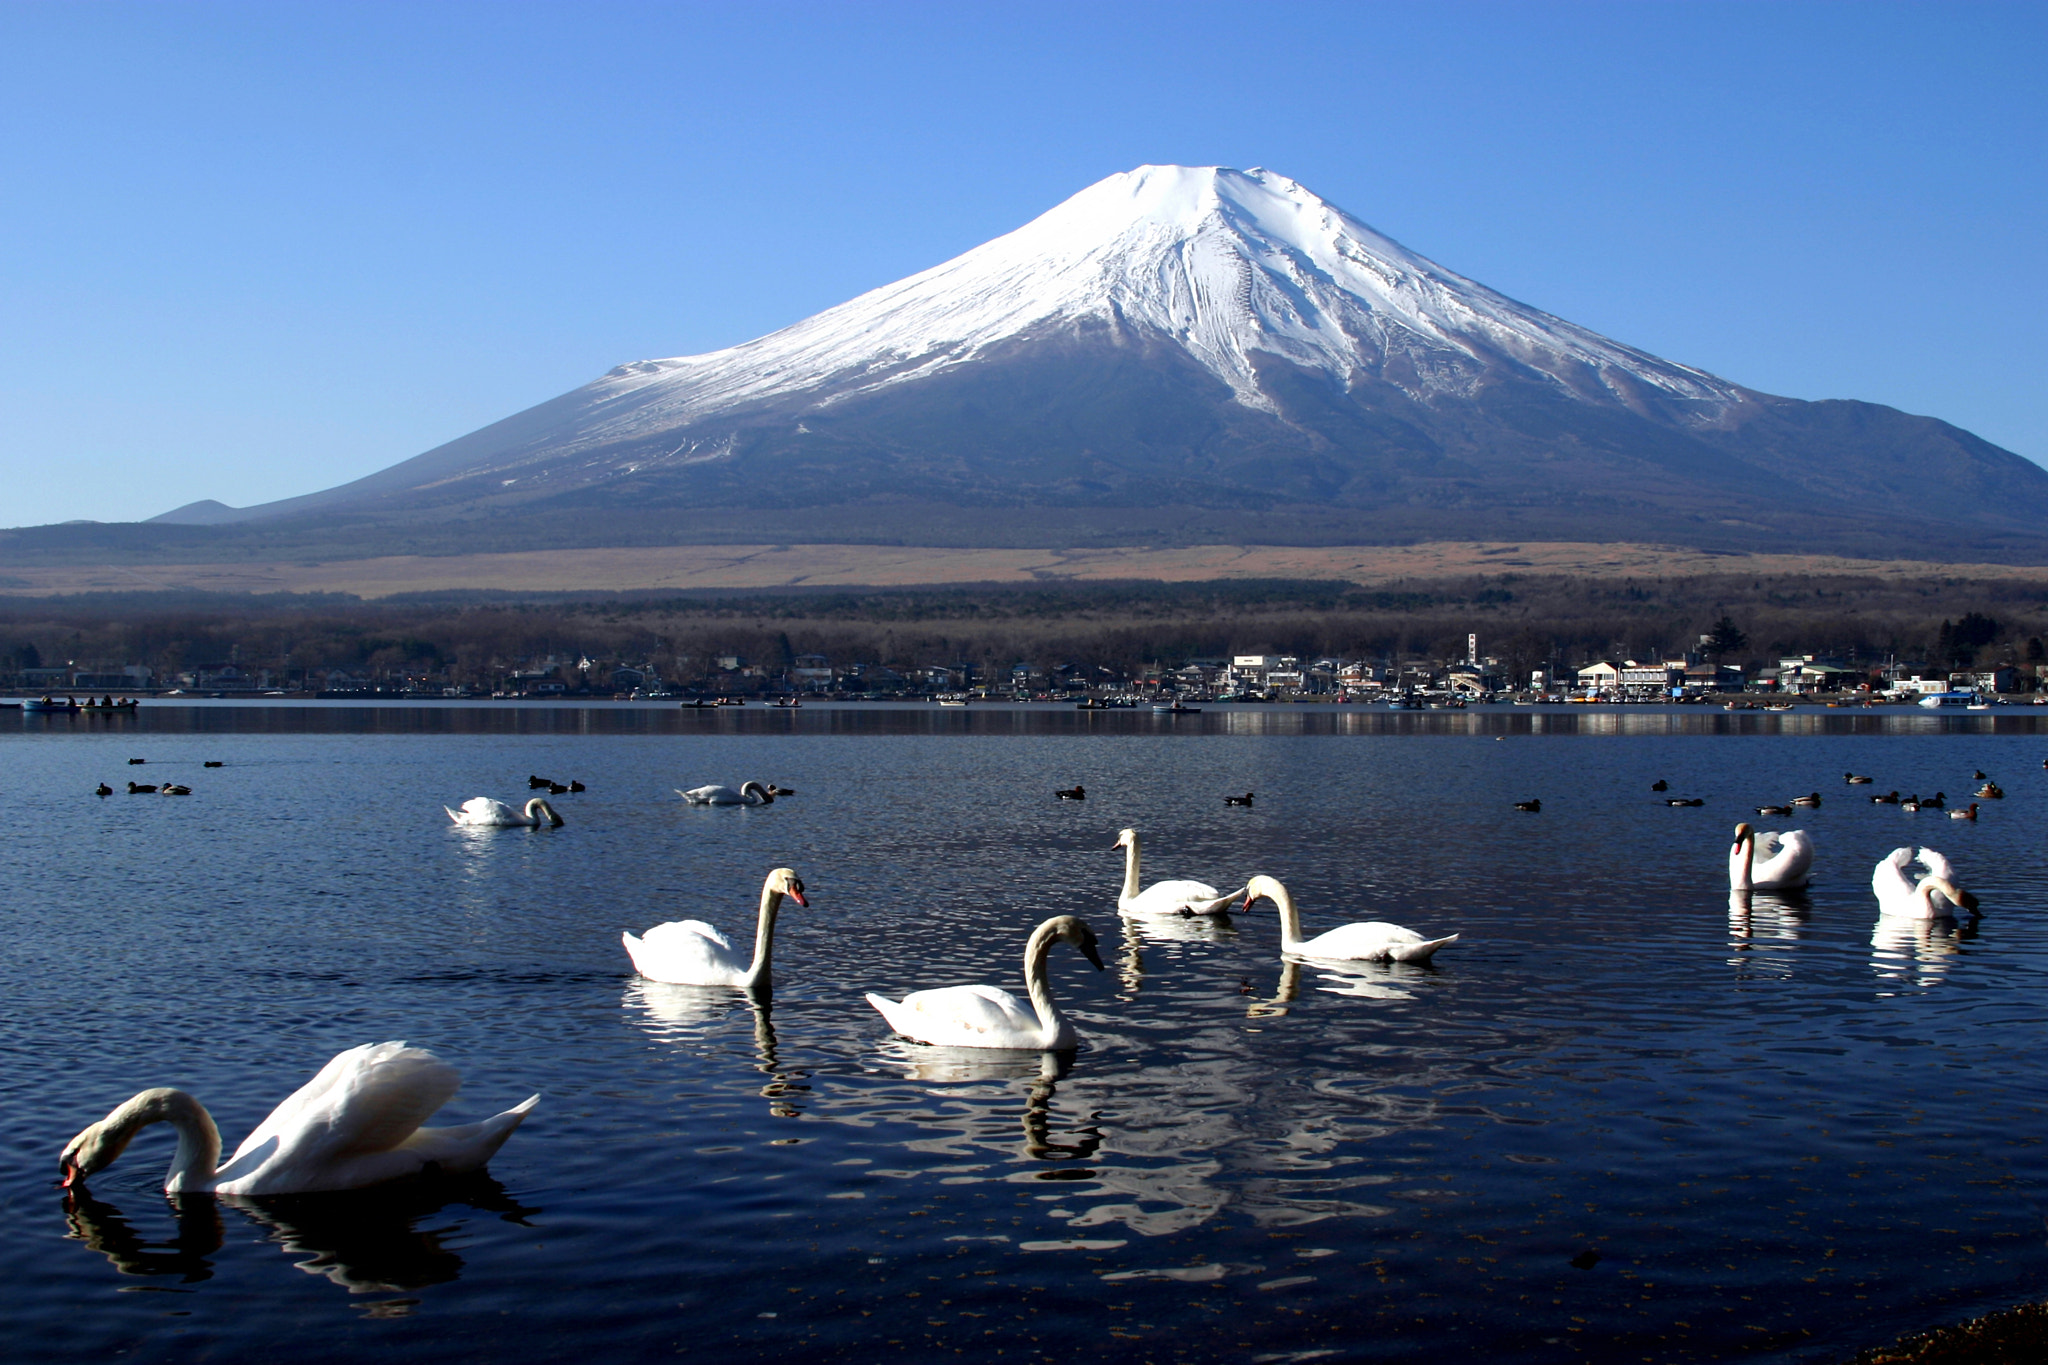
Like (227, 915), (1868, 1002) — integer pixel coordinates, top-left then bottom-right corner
(2, 572), (2045, 690)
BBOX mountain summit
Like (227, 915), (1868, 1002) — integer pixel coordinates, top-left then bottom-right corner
(151, 165), (2048, 558)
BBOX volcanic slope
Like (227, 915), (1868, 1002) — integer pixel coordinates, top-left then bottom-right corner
(120, 165), (2048, 560)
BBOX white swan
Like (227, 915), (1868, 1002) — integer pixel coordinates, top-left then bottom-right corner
(1241, 874), (1458, 963)
(677, 781), (773, 806)
(444, 796), (562, 827)
(1728, 822), (1813, 891)
(622, 867), (808, 988)
(1112, 828), (1240, 917)
(58, 1042), (537, 1196)
(865, 915), (1105, 1050)
(1872, 847), (1979, 919)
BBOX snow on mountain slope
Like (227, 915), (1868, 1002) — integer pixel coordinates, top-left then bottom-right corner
(565, 165), (1743, 454)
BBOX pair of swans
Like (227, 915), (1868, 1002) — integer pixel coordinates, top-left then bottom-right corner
(1115, 828), (1457, 961)
(58, 1042), (537, 1196)
(1729, 822), (1814, 891)
(445, 796), (562, 827)
(620, 870), (1107, 1051)
(678, 781), (775, 805)
(1872, 846), (1979, 919)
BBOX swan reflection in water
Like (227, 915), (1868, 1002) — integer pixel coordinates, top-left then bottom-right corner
(1116, 915), (1238, 997)
(1871, 912), (1978, 990)
(1245, 955), (1427, 1016)
(1726, 890), (1811, 973)
(621, 982), (810, 1118)
(873, 1042), (1102, 1163)
(62, 1172), (536, 1295)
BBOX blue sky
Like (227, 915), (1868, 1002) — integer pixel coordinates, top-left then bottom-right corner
(1, 0), (2042, 527)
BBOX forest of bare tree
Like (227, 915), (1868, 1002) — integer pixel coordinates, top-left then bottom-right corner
(5, 569), (2046, 692)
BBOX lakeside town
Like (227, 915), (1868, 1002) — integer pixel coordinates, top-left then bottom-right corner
(12, 631), (2044, 707)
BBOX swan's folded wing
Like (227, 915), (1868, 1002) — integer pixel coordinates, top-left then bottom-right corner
(1124, 878), (1228, 914)
(1302, 921), (1443, 960)
(639, 919), (734, 952)
(1753, 829), (1812, 883)
(227, 1042), (461, 1170)
(1916, 848), (1957, 881)
(456, 797), (516, 825)
(899, 985), (1037, 1039)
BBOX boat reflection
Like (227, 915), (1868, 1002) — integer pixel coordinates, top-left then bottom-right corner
(62, 1173), (537, 1294)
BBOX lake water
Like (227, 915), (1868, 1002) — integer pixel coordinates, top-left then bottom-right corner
(5, 702), (2047, 1363)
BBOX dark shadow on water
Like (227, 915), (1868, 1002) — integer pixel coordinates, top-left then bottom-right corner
(62, 1173), (538, 1295)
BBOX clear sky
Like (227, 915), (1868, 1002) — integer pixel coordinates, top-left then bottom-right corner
(1, 0), (2042, 528)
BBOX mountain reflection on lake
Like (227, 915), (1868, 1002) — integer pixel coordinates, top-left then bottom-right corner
(6, 702), (2046, 1363)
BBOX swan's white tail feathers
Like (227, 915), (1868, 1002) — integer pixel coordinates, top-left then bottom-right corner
(404, 1093), (539, 1175)
(1389, 933), (1459, 964)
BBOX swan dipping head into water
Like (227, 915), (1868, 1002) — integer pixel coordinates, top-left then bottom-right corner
(58, 1041), (537, 1196)
(445, 796), (562, 827)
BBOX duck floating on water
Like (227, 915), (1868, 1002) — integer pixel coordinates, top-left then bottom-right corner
(1054, 785), (1086, 801)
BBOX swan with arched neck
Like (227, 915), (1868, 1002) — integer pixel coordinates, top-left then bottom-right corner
(445, 796), (562, 827)
(1240, 874), (1457, 963)
(623, 868), (807, 988)
(1872, 847), (1979, 919)
(58, 1042), (536, 1196)
(865, 915), (1105, 1050)
(1728, 822), (1813, 891)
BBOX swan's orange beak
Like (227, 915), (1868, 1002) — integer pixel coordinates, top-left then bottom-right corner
(57, 1159), (79, 1190)
(787, 888), (808, 907)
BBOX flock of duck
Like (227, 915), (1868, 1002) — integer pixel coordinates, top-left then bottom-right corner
(59, 752), (2021, 1204)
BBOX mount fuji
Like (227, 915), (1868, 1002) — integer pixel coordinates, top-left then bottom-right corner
(131, 165), (2048, 558)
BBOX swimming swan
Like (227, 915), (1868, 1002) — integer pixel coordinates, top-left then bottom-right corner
(677, 781), (773, 806)
(1240, 874), (1458, 964)
(622, 868), (808, 988)
(445, 797), (562, 827)
(58, 1042), (537, 1196)
(1113, 827), (1240, 918)
(1871, 846), (1979, 919)
(1729, 822), (1813, 891)
(865, 915), (1105, 1050)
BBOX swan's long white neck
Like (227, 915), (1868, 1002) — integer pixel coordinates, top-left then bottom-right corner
(1731, 830), (1755, 891)
(1119, 836), (1142, 901)
(741, 884), (786, 989)
(99, 1089), (224, 1193)
(1021, 921), (1067, 1045)
(1267, 884), (1307, 951)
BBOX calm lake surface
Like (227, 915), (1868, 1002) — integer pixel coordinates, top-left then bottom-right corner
(5, 702), (2047, 1363)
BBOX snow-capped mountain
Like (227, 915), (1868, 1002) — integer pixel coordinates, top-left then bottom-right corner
(152, 165), (2048, 557)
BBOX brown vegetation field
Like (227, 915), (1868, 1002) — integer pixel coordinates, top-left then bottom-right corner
(5, 540), (2048, 599)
